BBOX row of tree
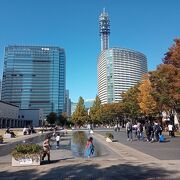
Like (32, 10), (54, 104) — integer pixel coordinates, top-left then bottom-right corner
(46, 112), (69, 127)
(71, 39), (180, 127)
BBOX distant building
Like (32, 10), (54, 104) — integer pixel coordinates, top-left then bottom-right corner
(0, 101), (43, 128)
(65, 90), (71, 117)
(0, 100), (19, 128)
(70, 99), (94, 116)
(98, 10), (147, 104)
(18, 109), (44, 127)
(84, 99), (94, 109)
(1, 45), (66, 116)
(99, 8), (110, 51)
(98, 48), (147, 104)
(71, 102), (77, 115)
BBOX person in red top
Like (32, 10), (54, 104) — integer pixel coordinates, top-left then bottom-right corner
(85, 137), (95, 157)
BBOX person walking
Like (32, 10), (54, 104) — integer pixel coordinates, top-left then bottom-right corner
(168, 123), (175, 137)
(153, 122), (161, 142)
(137, 122), (143, 141)
(42, 135), (51, 163)
(56, 133), (60, 149)
(126, 121), (133, 141)
(145, 121), (152, 142)
(85, 137), (95, 158)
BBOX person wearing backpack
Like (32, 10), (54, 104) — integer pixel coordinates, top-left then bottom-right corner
(153, 122), (161, 142)
(145, 121), (152, 142)
(126, 121), (133, 141)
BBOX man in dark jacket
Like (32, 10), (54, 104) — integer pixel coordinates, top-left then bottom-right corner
(145, 121), (152, 142)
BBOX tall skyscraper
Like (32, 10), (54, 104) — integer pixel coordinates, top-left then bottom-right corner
(98, 10), (148, 104)
(1, 45), (66, 116)
(65, 89), (71, 117)
(99, 8), (110, 51)
(98, 48), (147, 104)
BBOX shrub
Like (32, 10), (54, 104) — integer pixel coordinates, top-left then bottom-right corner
(12, 143), (43, 161)
(105, 132), (114, 140)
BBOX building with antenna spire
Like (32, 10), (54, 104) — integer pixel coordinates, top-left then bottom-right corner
(99, 8), (110, 51)
(98, 9), (148, 104)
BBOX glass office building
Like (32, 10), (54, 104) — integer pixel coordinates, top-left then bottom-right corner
(1, 45), (66, 116)
(98, 48), (147, 104)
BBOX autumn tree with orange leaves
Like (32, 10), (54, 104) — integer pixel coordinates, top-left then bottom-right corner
(138, 78), (158, 116)
(163, 38), (180, 68)
(149, 64), (180, 113)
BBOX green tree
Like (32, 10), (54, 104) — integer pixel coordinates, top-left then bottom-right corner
(101, 104), (116, 125)
(57, 112), (68, 127)
(101, 103), (123, 125)
(46, 112), (57, 125)
(71, 96), (88, 127)
(89, 95), (102, 125)
(121, 84), (141, 120)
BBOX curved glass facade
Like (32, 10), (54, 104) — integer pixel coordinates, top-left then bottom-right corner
(98, 48), (147, 104)
(1, 45), (66, 116)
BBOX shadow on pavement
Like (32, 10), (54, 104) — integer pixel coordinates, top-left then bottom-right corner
(41, 158), (75, 165)
(0, 162), (179, 179)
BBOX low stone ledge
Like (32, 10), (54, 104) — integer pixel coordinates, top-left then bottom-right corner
(12, 155), (41, 166)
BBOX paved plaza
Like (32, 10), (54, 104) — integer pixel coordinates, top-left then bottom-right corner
(0, 129), (180, 179)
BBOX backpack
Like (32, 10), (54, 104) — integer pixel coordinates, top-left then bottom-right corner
(159, 135), (164, 142)
(127, 123), (132, 131)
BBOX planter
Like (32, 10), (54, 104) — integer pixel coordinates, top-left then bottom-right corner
(106, 137), (113, 142)
(11, 143), (42, 166)
(12, 155), (41, 166)
(105, 132), (114, 142)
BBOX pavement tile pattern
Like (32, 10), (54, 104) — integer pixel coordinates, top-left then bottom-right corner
(0, 129), (180, 179)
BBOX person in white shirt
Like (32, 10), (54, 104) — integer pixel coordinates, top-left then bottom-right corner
(168, 123), (174, 137)
(56, 133), (60, 149)
(23, 127), (27, 135)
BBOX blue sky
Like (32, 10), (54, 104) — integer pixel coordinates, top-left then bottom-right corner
(0, 0), (180, 102)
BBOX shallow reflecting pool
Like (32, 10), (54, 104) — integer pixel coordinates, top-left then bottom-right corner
(0, 131), (107, 158)
(71, 131), (102, 157)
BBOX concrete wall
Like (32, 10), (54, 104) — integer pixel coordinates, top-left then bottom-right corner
(0, 101), (19, 119)
(19, 109), (44, 127)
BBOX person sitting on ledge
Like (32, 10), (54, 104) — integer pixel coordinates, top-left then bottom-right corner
(5, 127), (10, 134)
(9, 130), (16, 138)
(5, 128), (16, 138)
(23, 127), (27, 135)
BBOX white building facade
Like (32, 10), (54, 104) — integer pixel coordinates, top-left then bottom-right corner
(0, 101), (19, 128)
(98, 48), (147, 104)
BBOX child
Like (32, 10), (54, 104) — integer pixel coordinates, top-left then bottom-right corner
(56, 133), (60, 149)
(85, 137), (95, 158)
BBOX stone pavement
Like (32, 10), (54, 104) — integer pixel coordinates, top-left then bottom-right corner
(108, 129), (180, 160)
(0, 131), (180, 179)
